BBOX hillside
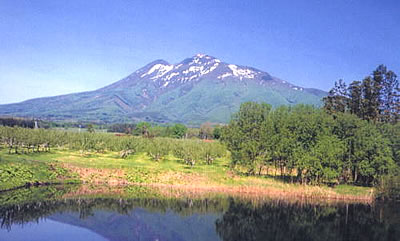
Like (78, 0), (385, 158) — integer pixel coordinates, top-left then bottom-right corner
(0, 54), (326, 124)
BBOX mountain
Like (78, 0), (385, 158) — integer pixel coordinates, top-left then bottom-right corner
(0, 54), (326, 124)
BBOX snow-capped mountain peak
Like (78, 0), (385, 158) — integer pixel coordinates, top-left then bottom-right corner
(109, 54), (294, 91)
(134, 54), (225, 87)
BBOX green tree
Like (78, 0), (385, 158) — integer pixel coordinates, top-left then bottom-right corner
(379, 122), (400, 167)
(348, 81), (363, 117)
(323, 79), (348, 115)
(171, 124), (187, 138)
(146, 138), (169, 161)
(135, 122), (151, 137)
(221, 102), (271, 174)
(381, 67), (399, 123)
(213, 126), (222, 140)
(265, 106), (294, 176)
(352, 122), (395, 185)
(87, 124), (95, 133)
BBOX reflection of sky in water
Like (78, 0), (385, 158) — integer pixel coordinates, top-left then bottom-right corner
(0, 219), (107, 241)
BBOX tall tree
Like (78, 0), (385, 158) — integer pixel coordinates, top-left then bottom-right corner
(361, 76), (377, 121)
(324, 65), (399, 124)
(323, 79), (348, 115)
(372, 65), (386, 115)
(381, 69), (399, 123)
(348, 81), (363, 118)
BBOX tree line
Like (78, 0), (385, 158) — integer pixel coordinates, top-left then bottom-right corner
(107, 122), (223, 140)
(222, 102), (399, 186)
(0, 117), (224, 140)
(0, 117), (51, 129)
(323, 65), (399, 123)
(221, 66), (399, 186)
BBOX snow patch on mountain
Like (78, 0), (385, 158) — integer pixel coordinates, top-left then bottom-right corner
(140, 63), (174, 80)
(228, 65), (256, 79)
(151, 65), (174, 80)
(165, 72), (179, 80)
(183, 66), (204, 74)
(218, 73), (233, 79)
(208, 62), (219, 72)
(141, 64), (163, 77)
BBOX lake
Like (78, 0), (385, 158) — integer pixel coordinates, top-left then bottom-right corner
(0, 185), (399, 241)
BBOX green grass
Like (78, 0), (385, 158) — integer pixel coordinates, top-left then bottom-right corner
(333, 184), (373, 196)
(0, 150), (80, 191)
(0, 148), (373, 201)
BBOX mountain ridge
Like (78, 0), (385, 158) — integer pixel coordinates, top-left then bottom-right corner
(0, 54), (327, 124)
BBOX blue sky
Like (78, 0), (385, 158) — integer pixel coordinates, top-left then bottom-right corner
(0, 0), (399, 104)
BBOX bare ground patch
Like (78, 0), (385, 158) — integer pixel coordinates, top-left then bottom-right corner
(61, 163), (130, 185)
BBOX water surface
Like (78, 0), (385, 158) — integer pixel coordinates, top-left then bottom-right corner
(0, 186), (399, 241)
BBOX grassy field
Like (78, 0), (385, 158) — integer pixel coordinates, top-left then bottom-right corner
(0, 148), (374, 201)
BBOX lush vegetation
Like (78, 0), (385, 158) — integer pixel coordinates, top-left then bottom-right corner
(221, 103), (398, 186)
(221, 66), (400, 191)
(0, 157), (79, 191)
(0, 126), (226, 165)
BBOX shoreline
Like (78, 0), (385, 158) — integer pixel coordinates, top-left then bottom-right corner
(140, 183), (374, 203)
(0, 181), (374, 204)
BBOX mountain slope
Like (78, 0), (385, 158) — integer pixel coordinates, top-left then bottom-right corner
(0, 54), (326, 124)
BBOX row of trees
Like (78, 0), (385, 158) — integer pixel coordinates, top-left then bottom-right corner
(107, 122), (223, 140)
(221, 102), (399, 186)
(222, 66), (399, 187)
(0, 118), (223, 140)
(0, 127), (53, 154)
(0, 126), (226, 166)
(0, 117), (50, 129)
(324, 65), (400, 123)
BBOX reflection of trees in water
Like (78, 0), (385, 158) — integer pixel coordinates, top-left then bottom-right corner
(215, 198), (400, 241)
(0, 196), (227, 230)
(2, 187), (400, 241)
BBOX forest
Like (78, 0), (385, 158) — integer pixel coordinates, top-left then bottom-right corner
(221, 103), (399, 186)
(221, 65), (400, 190)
